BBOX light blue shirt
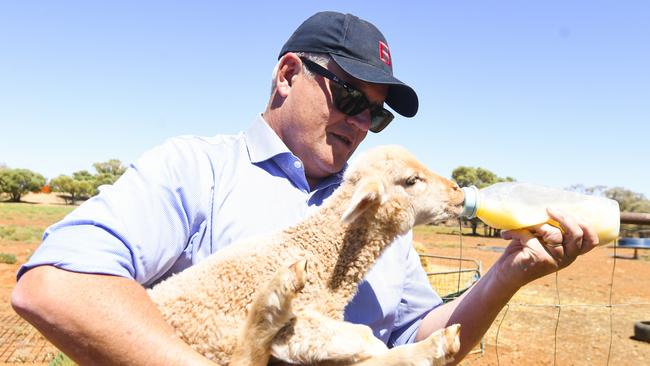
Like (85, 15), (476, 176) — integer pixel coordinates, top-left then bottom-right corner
(19, 115), (442, 347)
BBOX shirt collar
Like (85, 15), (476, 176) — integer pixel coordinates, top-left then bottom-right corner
(244, 114), (291, 163)
(243, 114), (347, 191)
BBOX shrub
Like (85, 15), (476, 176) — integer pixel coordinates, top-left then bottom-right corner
(0, 253), (17, 264)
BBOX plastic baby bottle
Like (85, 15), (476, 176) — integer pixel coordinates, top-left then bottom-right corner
(461, 182), (620, 244)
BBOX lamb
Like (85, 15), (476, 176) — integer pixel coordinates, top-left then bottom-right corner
(148, 144), (466, 365)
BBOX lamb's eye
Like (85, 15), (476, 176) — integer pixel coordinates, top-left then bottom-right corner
(405, 176), (420, 186)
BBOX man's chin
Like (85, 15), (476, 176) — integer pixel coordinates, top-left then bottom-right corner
(332, 152), (353, 172)
(310, 148), (354, 176)
(319, 160), (347, 177)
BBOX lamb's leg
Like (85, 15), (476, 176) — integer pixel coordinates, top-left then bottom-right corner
(229, 260), (307, 366)
(270, 310), (388, 364)
(349, 324), (461, 366)
(271, 316), (459, 366)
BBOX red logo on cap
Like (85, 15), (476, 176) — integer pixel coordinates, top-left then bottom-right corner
(379, 41), (391, 66)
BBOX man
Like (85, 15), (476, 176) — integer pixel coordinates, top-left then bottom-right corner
(12, 11), (597, 365)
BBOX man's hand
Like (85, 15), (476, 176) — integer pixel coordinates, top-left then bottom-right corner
(417, 208), (601, 365)
(495, 207), (600, 289)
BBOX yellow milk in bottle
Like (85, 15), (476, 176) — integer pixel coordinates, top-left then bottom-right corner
(461, 183), (620, 244)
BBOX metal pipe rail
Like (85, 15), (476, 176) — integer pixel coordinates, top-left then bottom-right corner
(620, 212), (650, 225)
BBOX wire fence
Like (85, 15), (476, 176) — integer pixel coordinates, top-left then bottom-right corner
(491, 253), (650, 366)
(418, 220), (650, 365)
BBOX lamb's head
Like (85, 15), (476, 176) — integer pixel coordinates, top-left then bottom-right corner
(340, 145), (464, 233)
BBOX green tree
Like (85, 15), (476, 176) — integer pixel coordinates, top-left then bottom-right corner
(452, 166), (515, 189)
(50, 174), (94, 205)
(0, 164), (6, 200)
(602, 187), (650, 237)
(0, 168), (46, 202)
(49, 160), (126, 204)
(92, 159), (126, 191)
(93, 159), (126, 177)
(603, 187), (650, 212)
(72, 170), (94, 182)
(451, 166), (515, 236)
(450, 166), (479, 189)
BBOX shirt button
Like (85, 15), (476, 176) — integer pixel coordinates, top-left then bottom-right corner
(294, 161), (303, 169)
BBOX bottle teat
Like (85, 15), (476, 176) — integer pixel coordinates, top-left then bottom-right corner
(461, 186), (479, 218)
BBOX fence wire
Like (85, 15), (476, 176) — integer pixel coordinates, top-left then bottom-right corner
(438, 221), (648, 366)
(491, 245), (626, 366)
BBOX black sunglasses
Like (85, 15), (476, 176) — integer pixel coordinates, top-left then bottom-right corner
(300, 58), (394, 133)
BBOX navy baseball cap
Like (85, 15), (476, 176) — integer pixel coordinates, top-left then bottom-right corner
(279, 11), (418, 117)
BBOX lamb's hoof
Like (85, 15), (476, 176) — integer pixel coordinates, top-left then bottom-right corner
(443, 324), (461, 357)
(420, 323), (460, 365)
(287, 259), (307, 293)
(266, 260), (307, 308)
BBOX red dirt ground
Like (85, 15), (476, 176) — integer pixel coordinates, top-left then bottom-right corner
(416, 231), (650, 365)
(0, 215), (649, 365)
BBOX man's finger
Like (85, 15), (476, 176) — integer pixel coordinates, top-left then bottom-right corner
(547, 207), (583, 261)
(530, 223), (563, 246)
(501, 230), (514, 240)
(577, 221), (599, 254)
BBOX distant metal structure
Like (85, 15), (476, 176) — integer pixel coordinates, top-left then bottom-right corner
(419, 254), (482, 303)
(419, 252), (484, 355)
(613, 238), (650, 259)
(620, 212), (650, 225)
(615, 212), (650, 259)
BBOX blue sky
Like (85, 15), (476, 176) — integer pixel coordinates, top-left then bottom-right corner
(1, 1), (649, 198)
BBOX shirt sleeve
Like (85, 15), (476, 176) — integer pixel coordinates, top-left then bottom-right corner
(17, 137), (215, 286)
(388, 233), (443, 347)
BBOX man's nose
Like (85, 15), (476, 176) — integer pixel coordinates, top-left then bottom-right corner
(345, 111), (371, 132)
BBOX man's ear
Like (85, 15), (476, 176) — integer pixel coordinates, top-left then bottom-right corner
(275, 53), (302, 97)
(341, 177), (388, 224)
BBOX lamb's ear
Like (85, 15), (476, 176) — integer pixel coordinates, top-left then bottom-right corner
(341, 177), (388, 224)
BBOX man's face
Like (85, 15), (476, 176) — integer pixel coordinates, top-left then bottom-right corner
(283, 58), (390, 184)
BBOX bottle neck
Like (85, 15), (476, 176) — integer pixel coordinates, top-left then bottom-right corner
(461, 186), (479, 218)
